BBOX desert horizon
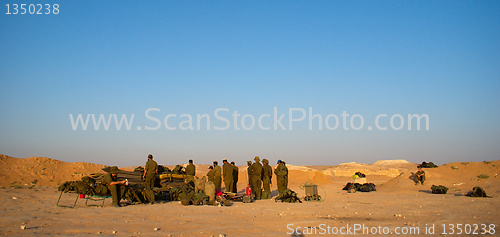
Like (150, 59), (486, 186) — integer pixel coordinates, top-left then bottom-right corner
(1, 154), (498, 236)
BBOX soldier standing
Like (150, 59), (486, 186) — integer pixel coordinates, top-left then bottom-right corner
(185, 159), (196, 183)
(246, 161), (253, 197)
(250, 156), (263, 200)
(143, 154), (158, 204)
(283, 161), (288, 190)
(213, 161), (222, 191)
(207, 166), (215, 182)
(274, 160), (288, 197)
(103, 166), (128, 207)
(231, 161), (239, 193)
(222, 159), (234, 193)
(261, 159), (273, 199)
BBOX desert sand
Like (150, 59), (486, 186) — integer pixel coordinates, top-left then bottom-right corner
(0, 154), (498, 236)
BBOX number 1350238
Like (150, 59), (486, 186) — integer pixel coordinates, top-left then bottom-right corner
(5, 4), (59, 15)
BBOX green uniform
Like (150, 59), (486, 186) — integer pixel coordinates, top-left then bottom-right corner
(284, 165), (288, 189)
(102, 173), (126, 205)
(185, 163), (196, 183)
(232, 165), (239, 193)
(415, 170), (425, 184)
(250, 162), (263, 199)
(144, 159), (158, 203)
(213, 165), (222, 191)
(247, 165), (253, 197)
(223, 162), (234, 193)
(207, 169), (215, 182)
(262, 163), (273, 199)
(275, 164), (288, 196)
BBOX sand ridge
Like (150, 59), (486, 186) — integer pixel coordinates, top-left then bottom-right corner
(0, 155), (107, 187)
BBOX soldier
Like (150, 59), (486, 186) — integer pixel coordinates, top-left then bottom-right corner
(103, 166), (128, 207)
(283, 161), (288, 189)
(250, 156), (263, 200)
(231, 161), (239, 193)
(274, 160), (288, 197)
(213, 161), (222, 191)
(246, 160), (253, 197)
(143, 154), (158, 204)
(261, 159), (272, 199)
(415, 166), (425, 185)
(222, 159), (234, 193)
(185, 159), (196, 183)
(206, 166), (215, 182)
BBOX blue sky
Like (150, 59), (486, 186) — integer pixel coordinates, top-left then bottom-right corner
(1, 1), (499, 167)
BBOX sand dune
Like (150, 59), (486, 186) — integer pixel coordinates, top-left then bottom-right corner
(0, 155), (106, 187)
(378, 161), (500, 193)
(321, 159), (417, 178)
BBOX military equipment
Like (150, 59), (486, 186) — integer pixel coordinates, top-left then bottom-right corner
(216, 194), (231, 206)
(466, 186), (490, 197)
(342, 182), (375, 192)
(359, 183), (377, 192)
(181, 198), (191, 206)
(157, 165), (170, 174)
(192, 191), (210, 205)
(420, 161), (438, 168)
(342, 182), (361, 191)
(302, 183), (321, 201)
(355, 172), (366, 178)
(242, 195), (252, 203)
(171, 181), (196, 201)
(275, 189), (302, 203)
(431, 185), (448, 194)
(204, 181), (216, 205)
(172, 165), (186, 174)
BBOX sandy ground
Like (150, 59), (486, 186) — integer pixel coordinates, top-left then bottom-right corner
(0, 155), (499, 236)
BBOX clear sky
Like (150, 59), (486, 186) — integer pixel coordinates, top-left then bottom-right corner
(1, 1), (499, 167)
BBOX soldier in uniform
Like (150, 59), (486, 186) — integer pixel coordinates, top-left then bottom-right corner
(103, 166), (128, 207)
(247, 160), (253, 197)
(274, 160), (288, 197)
(231, 161), (239, 193)
(283, 161), (288, 189)
(206, 166), (215, 182)
(213, 161), (222, 191)
(415, 166), (425, 185)
(250, 156), (263, 200)
(222, 159), (234, 193)
(185, 159), (196, 183)
(261, 159), (273, 199)
(143, 154), (158, 204)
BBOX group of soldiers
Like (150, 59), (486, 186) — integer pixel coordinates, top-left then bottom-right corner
(205, 156), (289, 200)
(103, 154), (290, 207)
(205, 160), (238, 193)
